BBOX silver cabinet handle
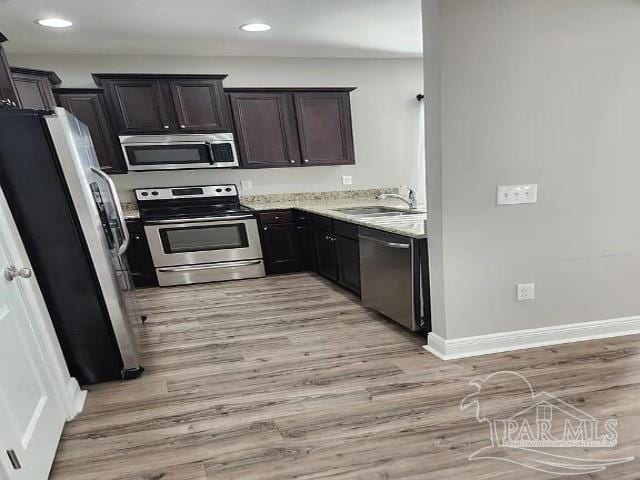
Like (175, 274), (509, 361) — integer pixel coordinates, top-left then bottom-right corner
(4, 266), (32, 281)
(303, 159), (309, 163)
(180, 125), (186, 129)
(163, 125), (170, 129)
(263, 227), (268, 231)
(359, 235), (410, 249)
(91, 167), (130, 255)
(158, 260), (262, 273)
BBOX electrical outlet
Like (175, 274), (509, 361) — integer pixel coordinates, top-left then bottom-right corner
(341, 175), (353, 185)
(516, 283), (536, 301)
(497, 184), (538, 205)
(240, 180), (253, 190)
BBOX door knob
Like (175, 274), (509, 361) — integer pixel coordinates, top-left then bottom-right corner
(4, 266), (32, 281)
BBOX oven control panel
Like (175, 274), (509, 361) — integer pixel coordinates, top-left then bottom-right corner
(135, 185), (238, 201)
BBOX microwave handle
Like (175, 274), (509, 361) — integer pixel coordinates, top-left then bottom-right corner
(205, 141), (216, 165)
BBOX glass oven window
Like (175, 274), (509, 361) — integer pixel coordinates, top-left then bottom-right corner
(160, 224), (248, 253)
(126, 144), (210, 166)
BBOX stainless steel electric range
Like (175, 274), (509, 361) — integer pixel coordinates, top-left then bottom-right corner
(135, 184), (265, 287)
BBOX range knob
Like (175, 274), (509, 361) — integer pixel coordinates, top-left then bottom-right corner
(216, 188), (222, 193)
(225, 187), (232, 192)
(141, 191), (149, 197)
(151, 191), (159, 196)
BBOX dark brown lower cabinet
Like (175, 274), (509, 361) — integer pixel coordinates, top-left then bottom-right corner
(336, 235), (360, 294)
(295, 212), (315, 271)
(313, 230), (339, 282)
(125, 219), (158, 288)
(260, 222), (302, 274)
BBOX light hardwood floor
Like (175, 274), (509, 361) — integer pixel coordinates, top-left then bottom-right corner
(50, 273), (640, 479)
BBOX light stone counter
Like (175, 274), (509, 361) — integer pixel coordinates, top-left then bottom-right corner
(120, 189), (427, 238)
(242, 199), (427, 239)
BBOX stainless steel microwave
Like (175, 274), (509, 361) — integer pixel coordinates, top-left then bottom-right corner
(119, 133), (239, 171)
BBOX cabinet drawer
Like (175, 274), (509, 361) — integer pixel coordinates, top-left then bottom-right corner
(333, 220), (358, 240)
(309, 213), (333, 232)
(259, 210), (293, 225)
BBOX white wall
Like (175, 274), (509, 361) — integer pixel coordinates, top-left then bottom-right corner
(10, 53), (425, 203)
(424, 0), (640, 340)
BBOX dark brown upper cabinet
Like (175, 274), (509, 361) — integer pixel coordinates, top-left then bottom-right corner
(169, 79), (230, 132)
(228, 92), (300, 168)
(55, 88), (127, 174)
(0, 33), (19, 108)
(10, 67), (61, 110)
(226, 88), (356, 169)
(93, 74), (231, 135)
(294, 91), (355, 166)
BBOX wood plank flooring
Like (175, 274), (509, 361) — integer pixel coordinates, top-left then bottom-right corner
(49, 273), (640, 479)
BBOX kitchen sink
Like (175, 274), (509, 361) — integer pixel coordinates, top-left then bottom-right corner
(334, 206), (418, 217)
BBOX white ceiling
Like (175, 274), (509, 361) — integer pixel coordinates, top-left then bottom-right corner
(1, 0), (422, 58)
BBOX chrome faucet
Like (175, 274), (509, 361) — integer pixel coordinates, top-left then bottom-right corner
(377, 188), (418, 209)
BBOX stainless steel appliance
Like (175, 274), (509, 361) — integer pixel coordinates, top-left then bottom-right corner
(359, 228), (419, 331)
(136, 185), (265, 286)
(0, 107), (143, 384)
(120, 133), (239, 171)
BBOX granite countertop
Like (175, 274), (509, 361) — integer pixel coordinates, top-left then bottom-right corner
(120, 189), (427, 238)
(242, 199), (427, 239)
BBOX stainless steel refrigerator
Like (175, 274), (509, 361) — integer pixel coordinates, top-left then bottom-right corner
(0, 107), (143, 384)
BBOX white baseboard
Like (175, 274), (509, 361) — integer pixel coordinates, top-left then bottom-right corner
(424, 315), (640, 360)
(65, 377), (87, 420)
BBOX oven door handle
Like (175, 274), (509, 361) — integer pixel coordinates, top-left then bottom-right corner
(145, 215), (255, 225)
(91, 167), (130, 256)
(157, 260), (262, 273)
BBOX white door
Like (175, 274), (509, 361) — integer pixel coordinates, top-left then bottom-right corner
(0, 189), (66, 480)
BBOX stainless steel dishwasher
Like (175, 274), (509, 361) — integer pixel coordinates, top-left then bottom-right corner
(359, 228), (418, 331)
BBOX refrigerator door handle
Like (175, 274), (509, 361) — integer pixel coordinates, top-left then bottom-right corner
(91, 167), (130, 256)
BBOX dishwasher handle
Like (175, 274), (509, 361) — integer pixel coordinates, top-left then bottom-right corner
(359, 234), (410, 249)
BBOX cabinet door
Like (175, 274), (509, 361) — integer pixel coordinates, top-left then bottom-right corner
(125, 220), (158, 288)
(169, 79), (230, 132)
(294, 91), (355, 166)
(314, 230), (338, 281)
(11, 71), (56, 110)
(295, 213), (315, 271)
(337, 235), (361, 294)
(105, 79), (173, 133)
(0, 41), (19, 107)
(261, 223), (302, 274)
(56, 90), (127, 173)
(229, 92), (300, 168)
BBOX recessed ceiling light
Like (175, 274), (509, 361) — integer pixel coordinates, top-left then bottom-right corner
(239, 23), (271, 32)
(36, 18), (73, 28)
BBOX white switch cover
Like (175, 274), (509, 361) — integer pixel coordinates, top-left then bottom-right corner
(516, 283), (536, 301)
(240, 180), (253, 190)
(497, 184), (538, 205)
(341, 175), (353, 185)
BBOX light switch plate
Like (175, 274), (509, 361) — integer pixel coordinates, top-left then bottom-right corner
(240, 180), (253, 190)
(341, 176), (353, 186)
(497, 184), (538, 205)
